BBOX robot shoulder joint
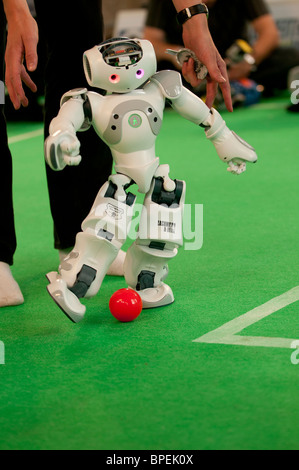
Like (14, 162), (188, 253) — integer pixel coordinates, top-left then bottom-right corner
(60, 87), (89, 107)
(150, 71), (183, 100)
(60, 88), (92, 132)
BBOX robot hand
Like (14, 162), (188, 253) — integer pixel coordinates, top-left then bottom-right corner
(227, 161), (247, 175)
(45, 130), (82, 171)
(166, 48), (208, 80)
(205, 109), (257, 175)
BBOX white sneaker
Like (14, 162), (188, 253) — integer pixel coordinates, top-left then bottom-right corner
(0, 262), (24, 307)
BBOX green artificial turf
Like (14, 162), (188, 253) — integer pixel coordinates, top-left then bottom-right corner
(0, 96), (298, 450)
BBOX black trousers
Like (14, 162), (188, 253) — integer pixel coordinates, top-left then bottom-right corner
(0, 0), (113, 265)
(251, 46), (299, 93)
(0, 2), (16, 265)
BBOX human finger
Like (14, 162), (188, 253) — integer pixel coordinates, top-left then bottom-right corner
(21, 66), (37, 93)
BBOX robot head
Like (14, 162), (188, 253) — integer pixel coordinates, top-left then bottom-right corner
(83, 37), (157, 93)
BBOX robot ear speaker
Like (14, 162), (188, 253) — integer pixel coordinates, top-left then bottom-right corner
(83, 55), (92, 83)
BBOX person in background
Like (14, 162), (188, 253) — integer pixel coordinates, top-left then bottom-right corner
(1, 0), (231, 307)
(144, 0), (299, 102)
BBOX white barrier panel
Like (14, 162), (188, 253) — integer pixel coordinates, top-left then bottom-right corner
(266, 0), (299, 48)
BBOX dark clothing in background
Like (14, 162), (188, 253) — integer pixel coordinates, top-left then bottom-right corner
(146, 0), (299, 92)
(146, 0), (269, 56)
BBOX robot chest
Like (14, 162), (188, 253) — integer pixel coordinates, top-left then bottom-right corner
(99, 99), (162, 146)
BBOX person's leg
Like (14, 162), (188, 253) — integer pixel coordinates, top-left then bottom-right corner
(251, 47), (299, 94)
(35, 0), (124, 275)
(0, 3), (24, 306)
(34, 0), (113, 251)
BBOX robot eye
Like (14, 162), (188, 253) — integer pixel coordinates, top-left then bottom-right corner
(109, 74), (120, 84)
(136, 69), (144, 79)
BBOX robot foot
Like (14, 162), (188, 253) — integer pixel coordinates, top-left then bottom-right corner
(138, 283), (174, 309)
(46, 272), (86, 323)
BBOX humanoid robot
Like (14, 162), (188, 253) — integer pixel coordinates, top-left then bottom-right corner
(45, 37), (257, 323)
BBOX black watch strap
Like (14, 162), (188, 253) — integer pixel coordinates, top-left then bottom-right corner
(177, 4), (209, 25)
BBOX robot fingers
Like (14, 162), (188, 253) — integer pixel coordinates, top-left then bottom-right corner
(60, 136), (81, 166)
(223, 132), (257, 176)
(60, 138), (81, 157)
(63, 154), (82, 167)
(227, 160), (247, 175)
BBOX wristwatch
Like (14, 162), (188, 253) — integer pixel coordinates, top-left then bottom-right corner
(177, 4), (209, 25)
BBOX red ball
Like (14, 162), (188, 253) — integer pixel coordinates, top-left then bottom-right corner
(109, 288), (143, 322)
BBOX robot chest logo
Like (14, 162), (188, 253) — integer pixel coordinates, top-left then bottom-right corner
(128, 114), (142, 128)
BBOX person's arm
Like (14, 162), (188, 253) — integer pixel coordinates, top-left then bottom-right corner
(228, 14), (280, 81)
(251, 14), (280, 64)
(172, 0), (233, 111)
(3, 0), (39, 109)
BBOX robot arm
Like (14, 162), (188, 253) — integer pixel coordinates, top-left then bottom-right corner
(203, 108), (257, 175)
(45, 88), (91, 171)
(151, 71), (257, 175)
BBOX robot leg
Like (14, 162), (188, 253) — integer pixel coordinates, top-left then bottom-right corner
(47, 174), (136, 323)
(124, 165), (186, 309)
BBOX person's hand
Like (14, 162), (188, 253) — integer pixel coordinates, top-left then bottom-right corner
(180, 15), (233, 112)
(4, 9), (39, 109)
(227, 61), (252, 82)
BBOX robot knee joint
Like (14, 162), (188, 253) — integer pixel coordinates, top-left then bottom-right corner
(69, 264), (97, 299)
(136, 270), (155, 291)
(152, 177), (184, 208)
(104, 179), (136, 207)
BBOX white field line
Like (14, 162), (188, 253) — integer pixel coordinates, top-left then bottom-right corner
(193, 286), (299, 349)
(8, 128), (43, 145)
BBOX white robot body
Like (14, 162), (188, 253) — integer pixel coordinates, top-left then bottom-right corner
(88, 87), (163, 193)
(44, 38), (258, 323)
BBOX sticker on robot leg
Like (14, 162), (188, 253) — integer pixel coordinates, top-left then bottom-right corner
(46, 272), (86, 323)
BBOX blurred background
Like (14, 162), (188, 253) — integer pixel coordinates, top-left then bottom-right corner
(4, 0), (299, 121)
